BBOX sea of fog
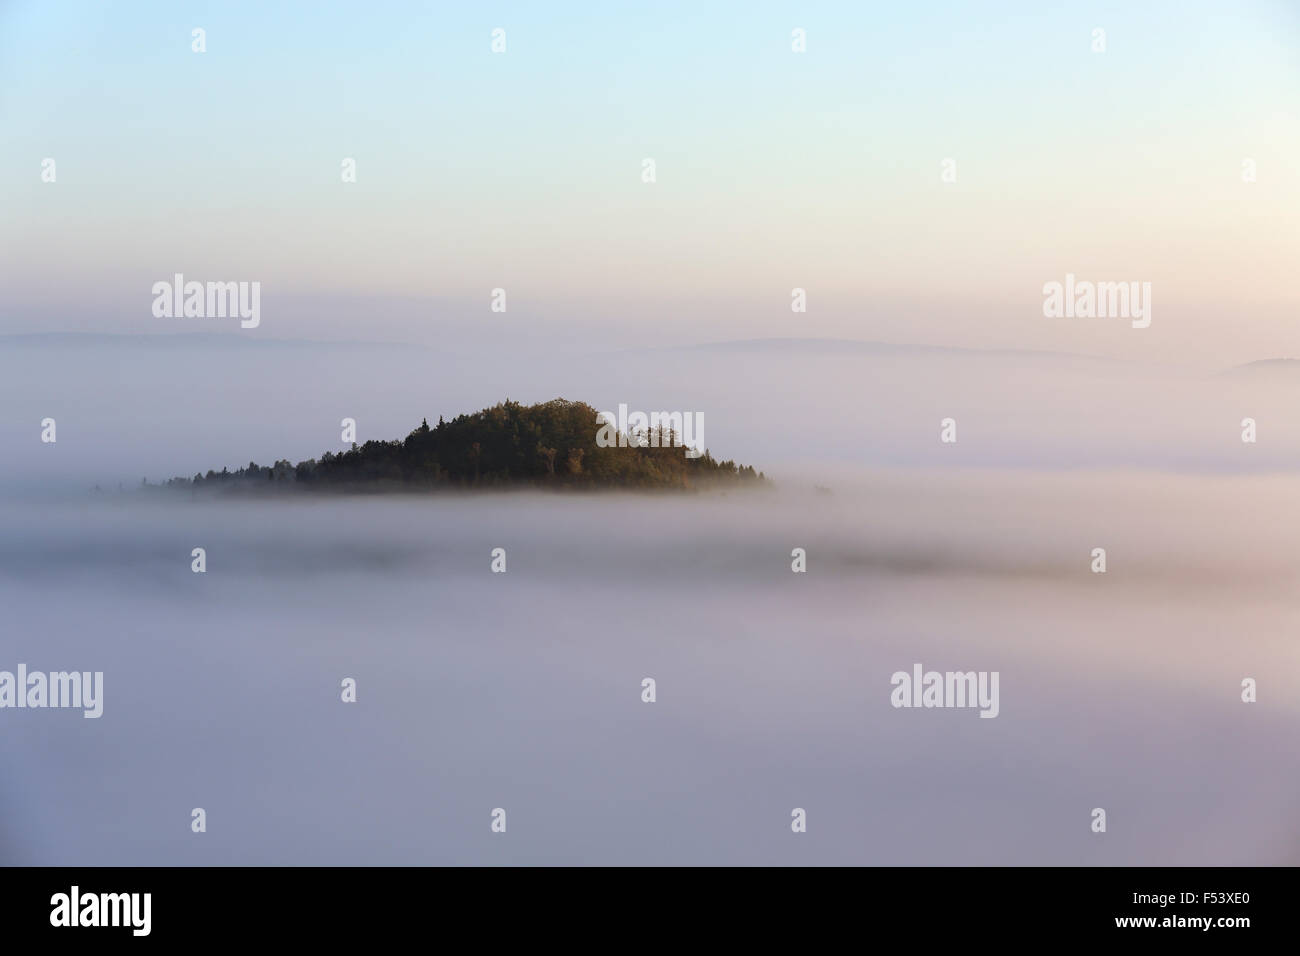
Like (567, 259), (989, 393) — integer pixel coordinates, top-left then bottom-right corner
(2, 474), (1298, 865)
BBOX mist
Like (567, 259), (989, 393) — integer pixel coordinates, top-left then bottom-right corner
(6, 334), (1300, 497)
(2, 472), (1297, 865)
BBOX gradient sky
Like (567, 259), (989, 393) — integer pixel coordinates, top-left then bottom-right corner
(2, 0), (1298, 364)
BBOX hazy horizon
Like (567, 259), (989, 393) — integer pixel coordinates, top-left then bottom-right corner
(7, 330), (1300, 497)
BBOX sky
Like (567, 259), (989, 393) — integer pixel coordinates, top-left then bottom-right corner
(1, 0), (1298, 364)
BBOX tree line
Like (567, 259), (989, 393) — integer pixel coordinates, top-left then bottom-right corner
(160, 398), (766, 493)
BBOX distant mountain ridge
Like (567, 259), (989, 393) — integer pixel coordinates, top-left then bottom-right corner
(12, 332), (1292, 378)
(1222, 359), (1300, 377)
(607, 337), (1116, 362)
(0, 332), (422, 351)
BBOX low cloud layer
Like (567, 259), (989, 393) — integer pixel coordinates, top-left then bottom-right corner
(2, 476), (1296, 864)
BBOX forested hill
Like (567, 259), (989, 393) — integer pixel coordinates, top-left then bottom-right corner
(162, 398), (767, 493)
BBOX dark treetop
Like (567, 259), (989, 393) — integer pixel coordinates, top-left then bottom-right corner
(160, 398), (766, 494)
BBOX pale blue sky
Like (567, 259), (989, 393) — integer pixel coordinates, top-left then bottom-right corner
(2, 0), (1297, 362)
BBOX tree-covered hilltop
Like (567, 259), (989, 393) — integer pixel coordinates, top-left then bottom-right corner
(163, 398), (767, 493)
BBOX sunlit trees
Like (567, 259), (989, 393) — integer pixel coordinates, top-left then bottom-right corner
(168, 398), (767, 493)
